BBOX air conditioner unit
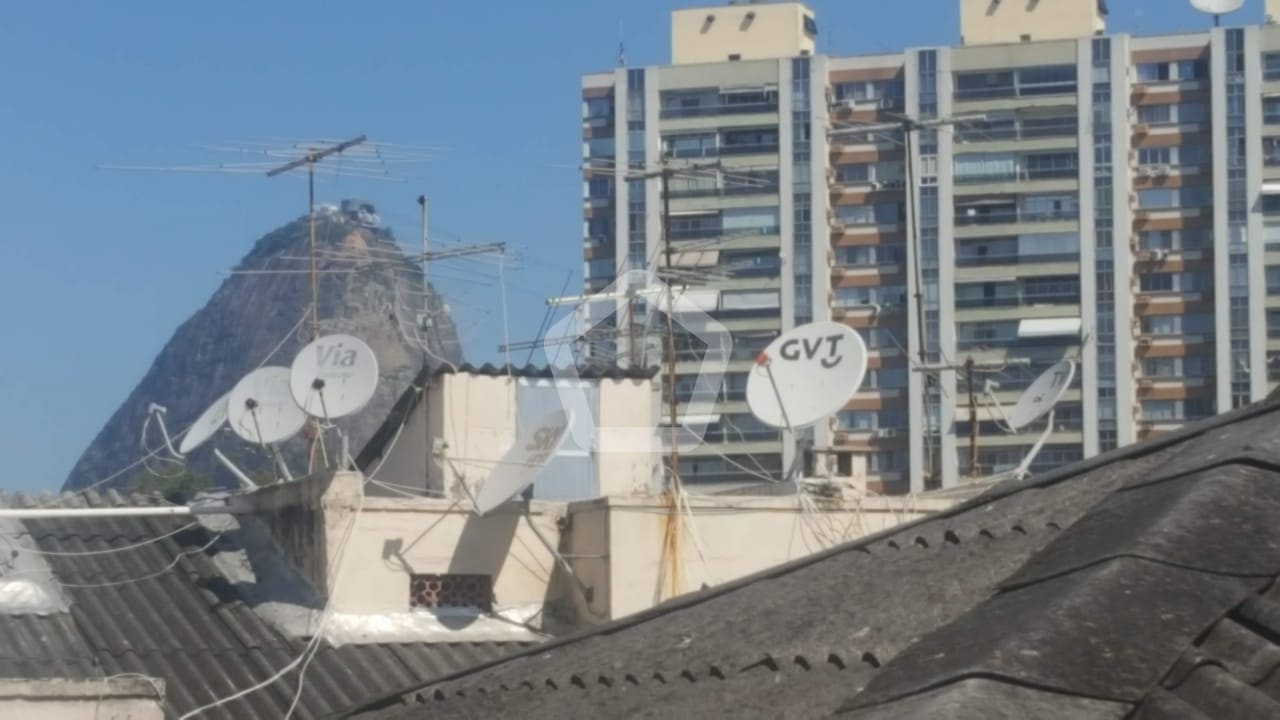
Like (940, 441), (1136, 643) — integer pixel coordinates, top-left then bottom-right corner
(1154, 164), (1171, 177)
(1138, 378), (1155, 389)
(870, 181), (882, 190)
(1137, 166), (1154, 178)
(1138, 337), (1152, 346)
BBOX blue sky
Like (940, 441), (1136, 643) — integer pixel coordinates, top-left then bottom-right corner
(0, 0), (1258, 492)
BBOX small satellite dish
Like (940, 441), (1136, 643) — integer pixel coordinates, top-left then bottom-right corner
(473, 409), (573, 517)
(1189, 0), (1244, 14)
(179, 392), (231, 454)
(228, 366), (307, 445)
(745, 321), (868, 429)
(1189, 0), (1243, 25)
(289, 334), (379, 420)
(1007, 360), (1076, 431)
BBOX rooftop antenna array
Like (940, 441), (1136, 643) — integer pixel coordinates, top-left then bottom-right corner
(1189, 0), (1244, 26)
(830, 111), (988, 488)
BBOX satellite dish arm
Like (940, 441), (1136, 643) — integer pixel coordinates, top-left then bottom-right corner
(144, 403), (184, 460)
(982, 388), (1018, 434)
(1012, 408), (1055, 480)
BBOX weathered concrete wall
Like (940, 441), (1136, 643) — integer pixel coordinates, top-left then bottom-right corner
(574, 494), (951, 621)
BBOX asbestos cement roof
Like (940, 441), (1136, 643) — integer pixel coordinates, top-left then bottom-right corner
(341, 396), (1280, 719)
(0, 491), (524, 719)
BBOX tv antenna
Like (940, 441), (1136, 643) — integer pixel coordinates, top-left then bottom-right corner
(831, 111), (986, 489)
(1189, 0), (1244, 26)
(228, 366), (308, 483)
(982, 360), (1076, 481)
(289, 333), (380, 468)
(472, 409), (573, 516)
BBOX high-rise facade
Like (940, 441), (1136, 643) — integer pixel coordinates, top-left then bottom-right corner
(582, 0), (1280, 493)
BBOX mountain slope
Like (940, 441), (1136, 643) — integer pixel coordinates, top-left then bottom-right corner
(63, 206), (461, 491)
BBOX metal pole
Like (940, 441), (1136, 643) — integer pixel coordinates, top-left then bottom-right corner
(662, 158), (680, 488)
(903, 122), (934, 485)
(966, 356), (979, 477)
(308, 162), (319, 341)
(418, 194), (430, 311)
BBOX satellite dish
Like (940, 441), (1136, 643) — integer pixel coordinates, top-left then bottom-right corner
(1190, 0), (1243, 25)
(745, 321), (868, 429)
(1006, 360), (1075, 431)
(178, 392), (231, 454)
(289, 334), (379, 420)
(473, 409), (573, 517)
(1189, 0), (1244, 14)
(228, 366), (307, 445)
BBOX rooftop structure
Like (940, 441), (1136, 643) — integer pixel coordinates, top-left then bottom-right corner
(671, 2), (817, 65)
(959, 0), (1107, 46)
(343, 385), (1280, 719)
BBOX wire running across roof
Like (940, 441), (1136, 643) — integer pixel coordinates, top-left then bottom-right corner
(0, 490), (525, 720)
(341, 394), (1280, 719)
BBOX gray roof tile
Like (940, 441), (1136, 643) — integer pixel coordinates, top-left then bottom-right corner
(0, 491), (526, 719)
(341, 396), (1280, 719)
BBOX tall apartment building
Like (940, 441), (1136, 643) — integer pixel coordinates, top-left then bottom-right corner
(581, 0), (1280, 494)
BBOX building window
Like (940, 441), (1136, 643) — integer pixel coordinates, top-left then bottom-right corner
(1135, 59), (1206, 83)
(410, 574), (493, 611)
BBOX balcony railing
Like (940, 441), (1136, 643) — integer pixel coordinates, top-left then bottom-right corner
(660, 101), (778, 119)
(952, 120), (1079, 142)
(954, 167), (1078, 185)
(667, 181), (778, 199)
(954, 209), (1078, 226)
(954, 293), (1080, 308)
(718, 143), (780, 156)
(955, 252), (1078, 266)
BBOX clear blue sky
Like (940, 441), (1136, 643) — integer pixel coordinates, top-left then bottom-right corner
(0, 0), (1255, 492)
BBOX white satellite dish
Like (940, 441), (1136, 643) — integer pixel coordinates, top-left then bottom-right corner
(289, 334), (379, 420)
(1190, 0), (1244, 14)
(745, 321), (868, 429)
(179, 392), (231, 455)
(473, 409), (573, 517)
(1006, 360), (1076, 431)
(1190, 0), (1244, 25)
(228, 366), (307, 446)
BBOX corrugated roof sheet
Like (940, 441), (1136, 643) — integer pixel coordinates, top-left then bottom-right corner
(341, 394), (1280, 719)
(0, 490), (525, 719)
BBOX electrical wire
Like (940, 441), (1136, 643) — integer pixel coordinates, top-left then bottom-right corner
(0, 521), (199, 557)
(1, 533), (224, 589)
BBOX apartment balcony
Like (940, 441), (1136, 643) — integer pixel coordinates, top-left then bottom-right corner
(962, 298), (1080, 320)
(953, 209), (1078, 239)
(951, 120), (1079, 154)
(954, 254), (1079, 281)
(953, 169), (1079, 197)
(660, 106), (780, 133)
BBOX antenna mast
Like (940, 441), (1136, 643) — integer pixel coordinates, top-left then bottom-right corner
(266, 135), (368, 341)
